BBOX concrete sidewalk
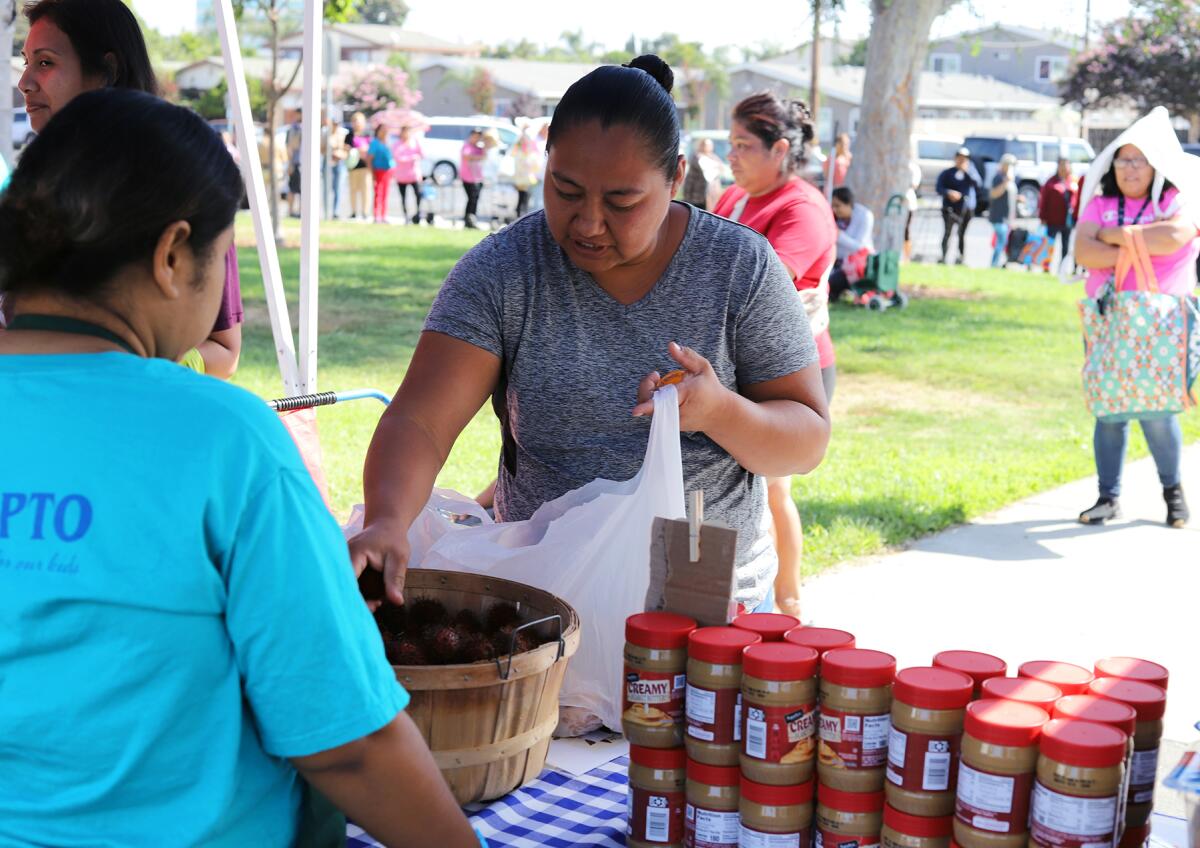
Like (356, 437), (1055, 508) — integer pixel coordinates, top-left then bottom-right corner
(802, 444), (1198, 812)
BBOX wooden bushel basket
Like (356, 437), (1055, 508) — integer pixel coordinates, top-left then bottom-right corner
(393, 569), (581, 804)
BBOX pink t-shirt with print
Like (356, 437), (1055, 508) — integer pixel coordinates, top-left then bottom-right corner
(460, 140), (486, 183)
(391, 139), (423, 184)
(1078, 188), (1199, 297)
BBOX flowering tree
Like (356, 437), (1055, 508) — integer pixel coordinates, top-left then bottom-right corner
(1061, 0), (1200, 140)
(335, 63), (422, 129)
(466, 67), (496, 116)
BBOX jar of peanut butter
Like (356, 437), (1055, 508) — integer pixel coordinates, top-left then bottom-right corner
(739, 777), (815, 848)
(1093, 658), (1168, 692)
(816, 786), (885, 848)
(1053, 695), (1138, 842)
(1088, 677), (1167, 829)
(953, 699), (1048, 848)
(785, 627), (856, 669)
(686, 627), (761, 766)
(734, 612), (801, 643)
(933, 652), (1007, 701)
(741, 643), (820, 785)
(979, 678), (1061, 714)
(685, 760), (740, 848)
(1030, 719), (1127, 848)
(628, 745), (688, 848)
(624, 612), (697, 748)
(1018, 661), (1093, 697)
(887, 667), (974, 816)
(818, 649), (897, 792)
(882, 804), (953, 848)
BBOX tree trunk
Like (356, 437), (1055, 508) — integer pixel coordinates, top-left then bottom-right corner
(849, 0), (951, 237)
(810, 0), (821, 129)
(1, 0), (15, 171)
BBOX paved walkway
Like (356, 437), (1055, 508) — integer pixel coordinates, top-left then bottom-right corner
(802, 445), (1198, 813)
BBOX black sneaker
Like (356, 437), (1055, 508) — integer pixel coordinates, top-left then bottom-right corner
(1164, 485), (1189, 528)
(1079, 496), (1121, 524)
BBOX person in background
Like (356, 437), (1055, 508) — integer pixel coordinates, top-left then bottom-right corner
(988, 153), (1018, 268)
(904, 158), (921, 262)
(366, 123), (394, 224)
(682, 137), (723, 211)
(1040, 156), (1078, 272)
(460, 127), (487, 229)
(0, 149), (8, 193)
(827, 186), (875, 300)
(346, 111), (373, 221)
(1074, 137), (1197, 528)
(0, 87), (482, 848)
(392, 124), (423, 225)
(286, 109), (303, 218)
(530, 121), (550, 211)
(323, 115), (348, 219)
(713, 91), (837, 619)
(511, 121), (541, 219)
(937, 146), (980, 264)
(832, 132), (852, 188)
(16, 0), (242, 378)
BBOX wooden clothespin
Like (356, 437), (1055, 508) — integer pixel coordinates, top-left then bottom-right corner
(689, 490), (704, 562)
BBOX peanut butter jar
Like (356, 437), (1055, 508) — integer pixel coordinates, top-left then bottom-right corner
(887, 667), (974, 816)
(628, 745), (688, 848)
(685, 627), (761, 767)
(819, 649), (897, 792)
(734, 612), (801, 643)
(933, 652), (1008, 701)
(1088, 677), (1167, 829)
(1053, 696), (1138, 842)
(980, 678), (1062, 715)
(1093, 657), (1168, 692)
(624, 612), (697, 748)
(1018, 662), (1093, 698)
(685, 760), (740, 848)
(953, 699), (1048, 848)
(741, 642), (820, 785)
(883, 804), (954, 848)
(817, 785), (885, 848)
(785, 627), (856, 672)
(1029, 719), (1127, 848)
(740, 777), (815, 848)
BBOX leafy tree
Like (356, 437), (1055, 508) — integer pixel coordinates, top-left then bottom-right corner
(1061, 0), (1200, 140)
(838, 37), (868, 67)
(353, 0), (409, 25)
(485, 38), (542, 60)
(503, 91), (541, 120)
(466, 66), (495, 115)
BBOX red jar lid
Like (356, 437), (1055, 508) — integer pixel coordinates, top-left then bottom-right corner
(1094, 657), (1169, 691)
(933, 651), (1008, 690)
(1088, 677), (1167, 721)
(733, 613), (800, 642)
(817, 785), (885, 813)
(688, 627), (761, 664)
(821, 649), (897, 688)
(964, 699), (1048, 747)
(630, 745), (687, 771)
(1119, 824), (1150, 848)
(980, 677), (1062, 711)
(784, 627), (856, 655)
(1019, 661), (1093, 696)
(1040, 719), (1127, 768)
(744, 643), (819, 682)
(687, 759), (741, 787)
(741, 776), (815, 807)
(1053, 695), (1137, 736)
(894, 667), (974, 710)
(884, 805), (954, 838)
(626, 612), (697, 650)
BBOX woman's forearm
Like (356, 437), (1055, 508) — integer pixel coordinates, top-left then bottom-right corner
(704, 392), (830, 477)
(362, 411), (449, 530)
(1075, 234), (1120, 270)
(1136, 220), (1198, 255)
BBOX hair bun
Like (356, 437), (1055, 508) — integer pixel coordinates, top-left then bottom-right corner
(786, 99), (816, 145)
(627, 54), (674, 95)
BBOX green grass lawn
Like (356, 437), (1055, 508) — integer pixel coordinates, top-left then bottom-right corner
(230, 215), (1198, 576)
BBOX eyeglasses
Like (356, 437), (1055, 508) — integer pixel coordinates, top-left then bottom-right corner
(1114, 157), (1149, 170)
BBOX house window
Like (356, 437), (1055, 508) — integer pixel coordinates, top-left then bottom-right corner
(849, 108), (861, 135)
(994, 51), (1011, 61)
(344, 48), (372, 63)
(1036, 56), (1068, 81)
(929, 53), (961, 74)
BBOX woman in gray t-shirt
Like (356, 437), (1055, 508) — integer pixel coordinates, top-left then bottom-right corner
(351, 55), (831, 612)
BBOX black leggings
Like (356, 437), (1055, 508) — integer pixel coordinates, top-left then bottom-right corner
(941, 207), (972, 260)
(463, 182), (482, 219)
(397, 182), (419, 216)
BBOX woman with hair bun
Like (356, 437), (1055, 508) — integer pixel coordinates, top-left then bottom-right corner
(713, 92), (839, 619)
(354, 56), (831, 624)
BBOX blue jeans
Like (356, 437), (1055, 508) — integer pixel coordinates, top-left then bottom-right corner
(752, 586), (776, 613)
(1095, 416), (1183, 498)
(991, 221), (1009, 267)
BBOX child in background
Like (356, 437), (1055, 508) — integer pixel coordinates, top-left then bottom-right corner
(367, 124), (395, 224)
(392, 125), (424, 224)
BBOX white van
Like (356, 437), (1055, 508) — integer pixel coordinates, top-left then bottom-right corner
(418, 116), (521, 185)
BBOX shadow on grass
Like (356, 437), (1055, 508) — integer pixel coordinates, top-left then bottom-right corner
(803, 496), (969, 546)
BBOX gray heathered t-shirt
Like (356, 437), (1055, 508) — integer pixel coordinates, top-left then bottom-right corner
(424, 205), (818, 609)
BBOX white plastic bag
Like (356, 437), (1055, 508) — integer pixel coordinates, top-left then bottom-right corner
(410, 386), (685, 730)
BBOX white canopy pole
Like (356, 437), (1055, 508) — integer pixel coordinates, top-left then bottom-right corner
(216, 0), (302, 396)
(297, 0), (322, 393)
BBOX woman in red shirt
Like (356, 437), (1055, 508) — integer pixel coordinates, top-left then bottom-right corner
(713, 92), (837, 618)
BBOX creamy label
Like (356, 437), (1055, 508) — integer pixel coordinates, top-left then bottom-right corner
(818, 707), (890, 769)
(1030, 780), (1119, 848)
(743, 701), (817, 763)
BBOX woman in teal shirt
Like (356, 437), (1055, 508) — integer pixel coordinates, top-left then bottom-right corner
(0, 89), (478, 847)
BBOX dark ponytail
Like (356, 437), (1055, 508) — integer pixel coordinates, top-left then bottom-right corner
(732, 92), (815, 174)
(25, 0), (158, 94)
(547, 54), (681, 181)
(0, 89), (243, 300)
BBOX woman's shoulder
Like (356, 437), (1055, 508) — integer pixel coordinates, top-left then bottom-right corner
(689, 207), (784, 268)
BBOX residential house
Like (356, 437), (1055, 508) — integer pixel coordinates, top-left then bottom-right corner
(174, 56), (304, 112)
(278, 23), (479, 66)
(926, 25), (1080, 98)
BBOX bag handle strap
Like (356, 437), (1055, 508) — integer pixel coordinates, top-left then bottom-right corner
(1129, 227), (1160, 294)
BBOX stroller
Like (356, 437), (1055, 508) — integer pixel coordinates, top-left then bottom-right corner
(846, 194), (908, 311)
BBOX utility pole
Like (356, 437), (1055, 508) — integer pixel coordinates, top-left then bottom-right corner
(810, 0), (821, 139)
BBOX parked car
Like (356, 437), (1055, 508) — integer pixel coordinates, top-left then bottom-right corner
(418, 116), (521, 185)
(962, 134), (1094, 216)
(912, 133), (964, 197)
(11, 110), (34, 149)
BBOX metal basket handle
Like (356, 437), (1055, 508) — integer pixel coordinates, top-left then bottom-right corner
(494, 614), (565, 681)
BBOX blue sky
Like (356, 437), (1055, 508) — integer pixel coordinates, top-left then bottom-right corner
(132, 0), (1132, 52)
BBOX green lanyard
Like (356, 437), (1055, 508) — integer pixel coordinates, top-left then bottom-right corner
(6, 313), (137, 355)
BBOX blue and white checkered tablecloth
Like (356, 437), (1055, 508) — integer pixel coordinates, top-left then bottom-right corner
(346, 756), (630, 848)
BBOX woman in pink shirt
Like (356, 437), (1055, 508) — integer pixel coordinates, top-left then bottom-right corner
(392, 125), (423, 225)
(1075, 141), (1198, 528)
(460, 129), (487, 228)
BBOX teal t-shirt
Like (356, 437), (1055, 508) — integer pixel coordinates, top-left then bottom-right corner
(0, 353), (407, 845)
(367, 137), (394, 171)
